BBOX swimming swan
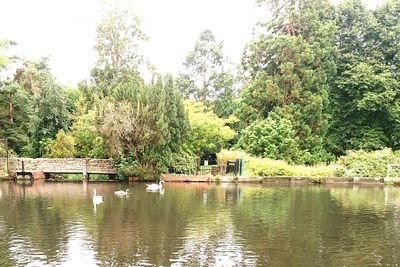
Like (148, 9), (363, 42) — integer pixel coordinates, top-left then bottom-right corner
(114, 189), (129, 196)
(93, 188), (104, 204)
(146, 180), (165, 191)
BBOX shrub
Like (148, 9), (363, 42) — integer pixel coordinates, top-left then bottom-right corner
(113, 155), (140, 180)
(245, 156), (293, 176)
(237, 109), (300, 163)
(167, 148), (197, 174)
(44, 130), (76, 158)
(70, 110), (110, 158)
(338, 148), (400, 177)
(290, 164), (344, 178)
(216, 148), (399, 178)
(217, 149), (343, 177)
(113, 154), (164, 180)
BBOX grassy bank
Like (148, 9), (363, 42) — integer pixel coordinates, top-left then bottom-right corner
(217, 148), (400, 179)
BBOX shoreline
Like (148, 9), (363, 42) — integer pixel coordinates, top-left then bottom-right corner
(2, 174), (400, 185)
(161, 175), (389, 185)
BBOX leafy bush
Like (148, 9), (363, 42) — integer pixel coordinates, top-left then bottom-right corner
(167, 148), (197, 174)
(217, 149), (343, 177)
(338, 148), (400, 177)
(70, 110), (110, 158)
(237, 109), (300, 163)
(185, 101), (236, 156)
(44, 130), (76, 158)
(113, 155), (140, 180)
(245, 156), (293, 176)
(290, 164), (345, 178)
(113, 154), (164, 180)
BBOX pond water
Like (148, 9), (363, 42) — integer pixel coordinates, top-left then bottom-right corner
(0, 181), (399, 266)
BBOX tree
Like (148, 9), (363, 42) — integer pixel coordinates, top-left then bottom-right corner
(99, 77), (189, 178)
(237, 108), (300, 163)
(177, 30), (238, 117)
(89, 3), (192, 178)
(70, 110), (110, 158)
(0, 39), (16, 70)
(0, 82), (33, 154)
(238, 0), (336, 164)
(373, 0), (400, 80)
(16, 59), (71, 157)
(44, 130), (76, 158)
(0, 39), (33, 154)
(184, 101), (236, 157)
(163, 75), (191, 149)
(91, 1), (147, 98)
(327, 0), (400, 154)
(177, 30), (224, 101)
(64, 87), (82, 116)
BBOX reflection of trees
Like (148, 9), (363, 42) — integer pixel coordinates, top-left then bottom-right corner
(57, 222), (98, 266)
(0, 217), (17, 266)
(329, 186), (400, 265)
(232, 185), (400, 266)
(170, 209), (257, 266)
(1, 182), (400, 266)
(231, 186), (325, 266)
(0, 182), (95, 264)
(330, 186), (400, 210)
(75, 183), (211, 266)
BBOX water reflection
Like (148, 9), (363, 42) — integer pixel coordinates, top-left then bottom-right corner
(171, 211), (257, 266)
(59, 222), (98, 267)
(0, 182), (400, 266)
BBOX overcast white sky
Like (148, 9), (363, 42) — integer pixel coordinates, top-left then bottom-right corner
(0, 0), (381, 86)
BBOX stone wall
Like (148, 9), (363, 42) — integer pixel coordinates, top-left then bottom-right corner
(0, 158), (7, 177)
(9, 158), (117, 178)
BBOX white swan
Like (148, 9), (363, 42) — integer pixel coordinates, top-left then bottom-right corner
(146, 180), (165, 191)
(114, 189), (129, 196)
(93, 188), (104, 204)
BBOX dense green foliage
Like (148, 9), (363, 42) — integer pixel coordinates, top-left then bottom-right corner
(328, 0), (400, 155)
(338, 148), (400, 178)
(89, 4), (190, 179)
(177, 30), (238, 118)
(237, 108), (299, 163)
(0, 41), (33, 154)
(218, 149), (400, 178)
(184, 101), (235, 157)
(217, 150), (344, 177)
(0, 82), (32, 154)
(1, 0), (400, 179)
(44, 130), (76, 158)
(239, 0), (336, 164)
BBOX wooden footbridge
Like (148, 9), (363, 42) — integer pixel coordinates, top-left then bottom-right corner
(4, 158), (117, 180)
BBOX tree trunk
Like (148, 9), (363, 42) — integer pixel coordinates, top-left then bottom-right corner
(196, 155), (201, 175)
(7, 95), (13, 124)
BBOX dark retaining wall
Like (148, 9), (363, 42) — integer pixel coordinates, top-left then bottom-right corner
(161, 175), (387, 185)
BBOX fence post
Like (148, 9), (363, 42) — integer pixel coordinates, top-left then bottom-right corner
(239, 157), (244, 176)
(83, 158), (89, 181)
